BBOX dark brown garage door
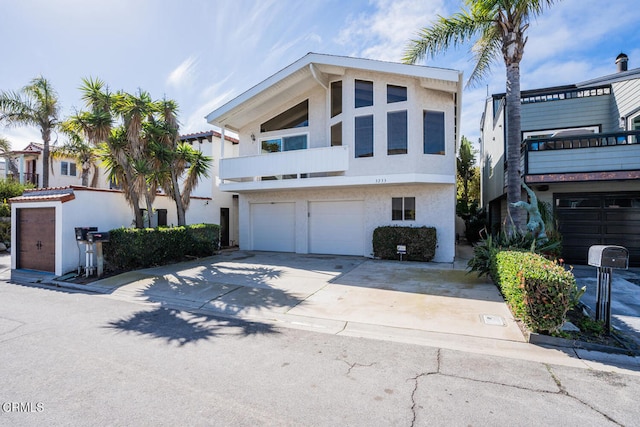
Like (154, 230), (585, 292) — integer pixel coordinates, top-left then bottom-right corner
(555, 193), (640, 267)
(17, 208), (55, 272)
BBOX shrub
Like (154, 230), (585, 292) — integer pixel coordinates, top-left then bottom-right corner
(0, 178), (34, 201)
(467, 228), (562, 278)
(493, 250), (584, 334)
(103, 224), (220, 271)
(0, 221), (10, 245)
(0, 203), (10, 218)
(372, 226), (436, 262)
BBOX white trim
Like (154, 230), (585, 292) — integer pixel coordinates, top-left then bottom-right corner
(221, 173), (455, 192)
(207, 53), (461, 127)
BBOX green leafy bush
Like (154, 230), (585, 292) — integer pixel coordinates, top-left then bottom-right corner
(372, 226), (436, 262)
(0, 220), (10, 245)
(493, 250), (583, 333)
(467, 229), (562, 278)
(103, 224), (220, 271)
(0, 178), (34, 201)
(0, 203), (10, 217)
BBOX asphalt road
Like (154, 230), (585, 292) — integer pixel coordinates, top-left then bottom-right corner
(1, 280), (639, 426)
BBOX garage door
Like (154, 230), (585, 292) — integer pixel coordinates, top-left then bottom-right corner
(17, 208), (56, 272)
(251, 202), (295, 252)
(309, 201), (364, 256)
(555, 193), (640, 266)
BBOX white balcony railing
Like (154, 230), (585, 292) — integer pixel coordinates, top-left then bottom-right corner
(220, 145), (349, 181)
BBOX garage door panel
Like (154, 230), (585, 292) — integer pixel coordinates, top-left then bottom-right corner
(251, 203), (295, 252)
(18, 208), (55, 272)
(556, 193), (640, 266)
(309, 201), (363, 256)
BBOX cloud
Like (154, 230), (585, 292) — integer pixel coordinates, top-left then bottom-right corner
(166, 55), (199, 88)
(182, 76), (238, 134)
(1, 127), (42, 150)
(336, 0), (447, 62)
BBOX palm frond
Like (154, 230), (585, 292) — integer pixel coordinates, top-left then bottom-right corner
(402, 10), (485, 64)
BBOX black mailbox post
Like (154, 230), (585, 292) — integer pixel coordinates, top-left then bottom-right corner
(587, 245), (629, 333)
(75, 227), (97, 242)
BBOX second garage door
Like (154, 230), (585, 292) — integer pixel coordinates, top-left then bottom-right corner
(309, 201), (364, 256)
(555, 192), (640, 266)
(251, 202), (295, 252)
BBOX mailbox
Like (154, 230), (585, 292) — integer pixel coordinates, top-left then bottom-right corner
(87, 231), (110, 243)
(587, 245), (629, 270)
(75, 227), (98, 241)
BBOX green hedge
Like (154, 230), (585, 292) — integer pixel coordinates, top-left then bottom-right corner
(492, 250), (582, 333)
(372, 226), (436, 262)
(103, 224), (220, 271)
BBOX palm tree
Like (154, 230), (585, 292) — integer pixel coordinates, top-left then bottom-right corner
(146, 99), (211, 226)
(0, 136), (19, 179)
(403, 0), (556, 233)
(0, 76), (60, 188)
(57, 120), (102, 187)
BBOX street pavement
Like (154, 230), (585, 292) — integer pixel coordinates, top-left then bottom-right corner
(5, 246), (640, 374)
(1, 279), (640, 426)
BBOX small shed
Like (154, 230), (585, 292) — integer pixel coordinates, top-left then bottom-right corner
(10, 186), (214, 278)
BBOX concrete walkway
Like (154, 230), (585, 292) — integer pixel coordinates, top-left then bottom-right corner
(7, 247), (640, 373)
(68, 247), (524, 344)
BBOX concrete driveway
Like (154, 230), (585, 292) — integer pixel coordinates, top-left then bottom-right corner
(72, 250), (525, 344)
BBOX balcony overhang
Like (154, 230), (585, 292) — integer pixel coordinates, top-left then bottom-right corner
(526, 170), (640, 184)
(220, 173), (455, 193)
(220, 145), (349, 181)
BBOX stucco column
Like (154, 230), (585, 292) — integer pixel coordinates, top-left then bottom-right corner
(220, 126), (225, 160)
(18, 154), (25, 184)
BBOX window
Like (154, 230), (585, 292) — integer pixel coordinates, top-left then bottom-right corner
(261, 134), (308, 153)
(331, 122), (342, 147)
(355, 115), (374, 158)
(392, 197), (415, 221)
(61, 161), (77, 176)
(260, 100), (309, 132)
(331, 81), (342, 118)
(387, 85), (407, 103)
(423, 111), (445, 154)
(355, 80), (373, 108)
(387, 111), (407, 155)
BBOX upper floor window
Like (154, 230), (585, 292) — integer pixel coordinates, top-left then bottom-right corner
(331, 122), (342, 147)
(331, 81), (342, 118)
(423, 111), (445, 155)
(387, 110), (407, 155)
(262, 134), (308, 153)
(355, 80), (373, 108)
(260, 100), (308, 132)
(355, 115), (374, 158)
(387, 85), (407, 103)
(61, 161), (77, 176)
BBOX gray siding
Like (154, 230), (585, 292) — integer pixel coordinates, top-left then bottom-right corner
(521, 95), (612, 132)
(528, 144), (640, 174)
(612, 79), (640, 125)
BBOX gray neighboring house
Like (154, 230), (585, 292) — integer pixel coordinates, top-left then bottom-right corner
(481, 53), (640, 266)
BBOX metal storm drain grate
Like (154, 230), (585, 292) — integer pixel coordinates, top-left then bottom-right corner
(482, 314), (506, 326)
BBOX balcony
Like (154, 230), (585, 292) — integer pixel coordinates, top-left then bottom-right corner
(523, 130), (640, 184)
(219, 145), (349, 191)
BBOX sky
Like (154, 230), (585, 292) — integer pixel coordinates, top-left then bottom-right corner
(2, 0), (640, 151)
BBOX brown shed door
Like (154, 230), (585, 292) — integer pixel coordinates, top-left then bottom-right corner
(17, 208), (56, 272)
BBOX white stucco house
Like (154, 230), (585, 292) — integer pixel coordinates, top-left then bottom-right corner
(206, 53), (463, 262)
